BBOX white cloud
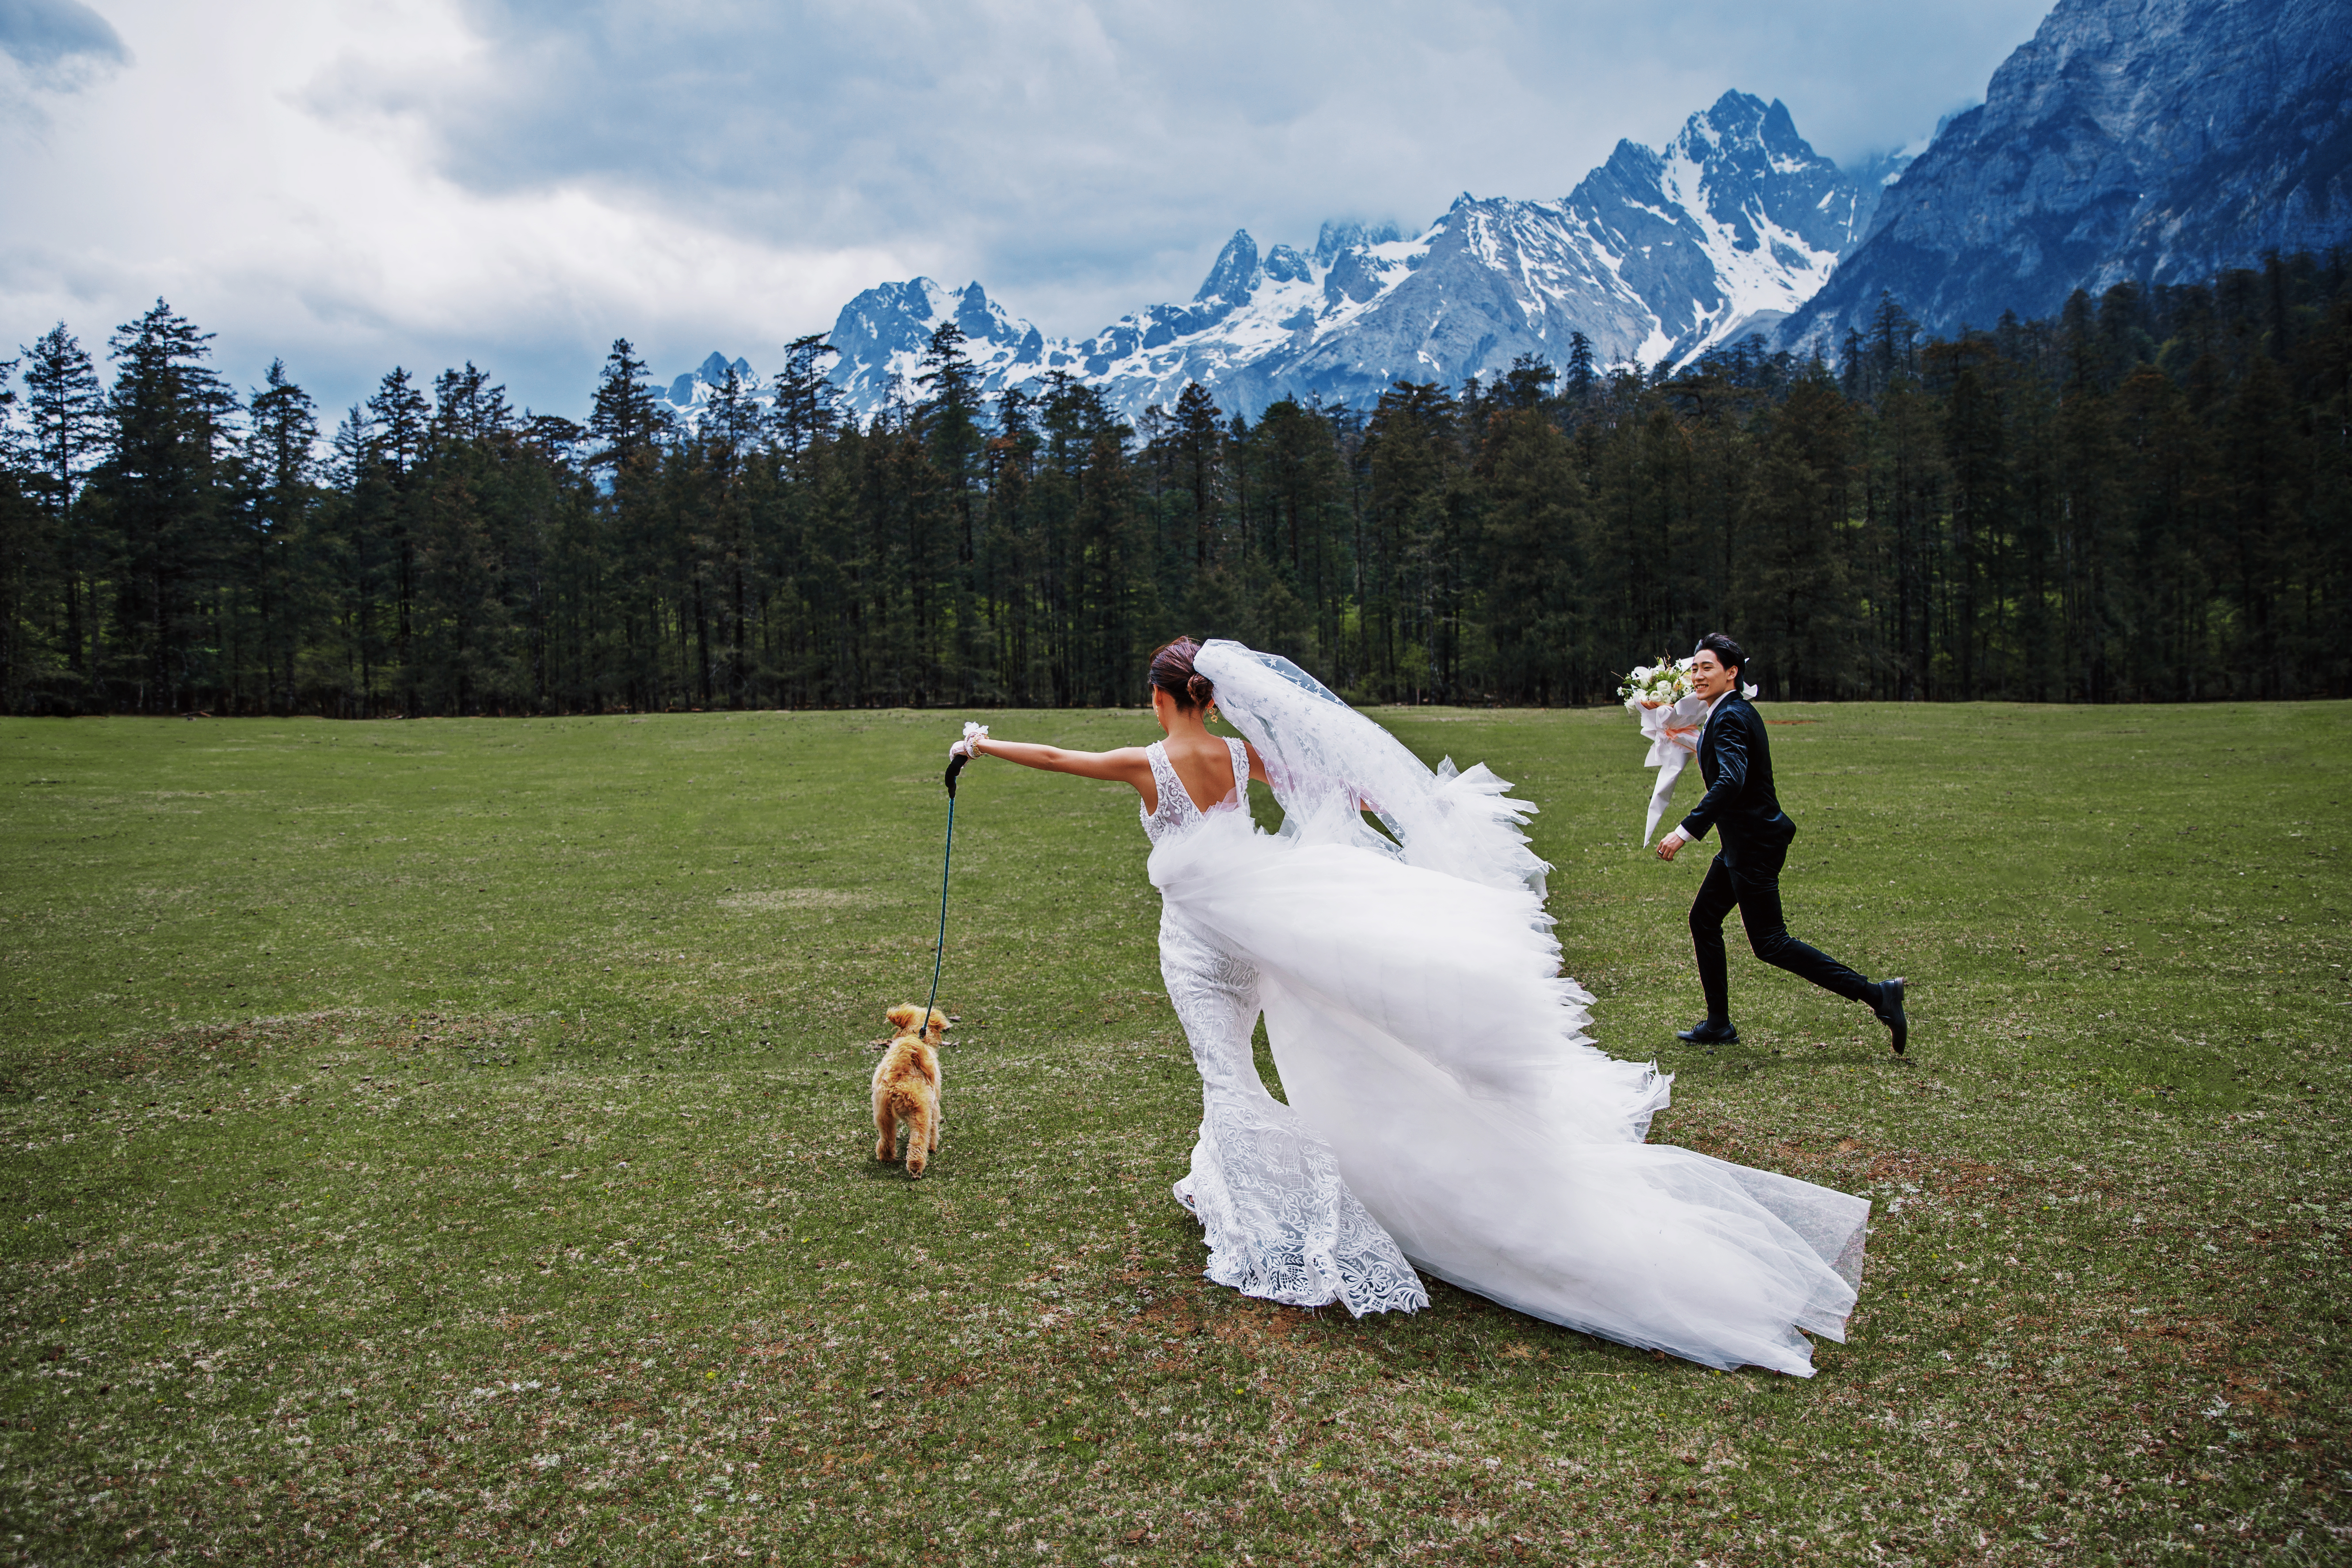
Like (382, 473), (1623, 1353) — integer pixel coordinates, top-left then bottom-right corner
(0, 0), (2051, 417)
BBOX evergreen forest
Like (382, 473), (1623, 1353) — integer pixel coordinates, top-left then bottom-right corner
(2, 251), (2346, 716)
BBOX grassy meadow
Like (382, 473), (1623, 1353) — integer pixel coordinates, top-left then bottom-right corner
(0, 701), (2345, 1566)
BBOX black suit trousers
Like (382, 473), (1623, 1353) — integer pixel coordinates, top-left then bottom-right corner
(1689, 843), (1874, 1023)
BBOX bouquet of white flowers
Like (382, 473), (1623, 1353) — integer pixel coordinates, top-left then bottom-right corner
(1617, 658), (1695, 711)
(1618, 655), (1757, 844)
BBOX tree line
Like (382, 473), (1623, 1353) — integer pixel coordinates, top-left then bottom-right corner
(1, 249), (2345, 716)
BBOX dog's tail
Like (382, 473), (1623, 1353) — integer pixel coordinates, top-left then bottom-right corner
(884, 1084), (934, 1176)
(885, 1002), (949, 1042)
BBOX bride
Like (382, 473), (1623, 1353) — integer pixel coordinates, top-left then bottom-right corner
(950, 637), (1868, 1377)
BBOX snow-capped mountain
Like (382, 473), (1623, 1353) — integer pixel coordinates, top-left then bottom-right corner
(1780, 0), (2352, 348)
(823, 279), (1046, 412)
(659, 351), (755, 415)
(664, 0), (2347, 424)
(792, 91), (1883, 420)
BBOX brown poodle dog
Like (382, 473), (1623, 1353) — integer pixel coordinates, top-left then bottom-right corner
(871, 1003), (946, 1177)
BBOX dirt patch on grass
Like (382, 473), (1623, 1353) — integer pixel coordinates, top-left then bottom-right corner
(716, 888), (882, 914)
(7, 1008), (545, 1083)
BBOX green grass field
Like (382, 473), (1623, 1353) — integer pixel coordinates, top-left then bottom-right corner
(0, 702), (2345, 1566)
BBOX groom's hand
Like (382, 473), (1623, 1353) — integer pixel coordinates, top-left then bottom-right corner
(1656, 828), (1689, 861)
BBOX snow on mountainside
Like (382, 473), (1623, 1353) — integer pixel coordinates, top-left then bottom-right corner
(663, 92), (1891, 423)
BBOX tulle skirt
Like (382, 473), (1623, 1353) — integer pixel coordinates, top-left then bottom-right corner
(1150, 808), (1868, 1377)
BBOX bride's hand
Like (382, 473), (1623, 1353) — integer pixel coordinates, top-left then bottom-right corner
(949, 721), (990, 760)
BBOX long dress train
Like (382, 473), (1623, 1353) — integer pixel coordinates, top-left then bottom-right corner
(1151, 644), (1870, 1377)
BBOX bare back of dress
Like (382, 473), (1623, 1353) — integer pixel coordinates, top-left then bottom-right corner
(1139, 737), (1246, 844)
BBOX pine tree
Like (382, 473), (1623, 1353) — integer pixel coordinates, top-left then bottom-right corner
(414, 364), (519, 713)
(1926, 336), (2008, 698)
(1736, 370), (1855, 698)
(1248, 397), (1349, 664)
(770, 334), (841, 462)
(19, 324), (107, 700)
(1478, 405), (1583, 701)
(1497, 354), (1557, 411)
(95, 300), (238, 711)
(240, 360), (320, 712)
(1172, 382), (1224, 570)
(2053, 308), (2125, 701)
(1361, 381), (1461, 700)
(587, 340), (669, 469)
(2220, 355), (2299, 694)
(584, 341), (671, 707)
(362, 368), (430, 710)
(1864, 293), (1920, 403)
(693, 366), (767, 707)
(11, 329), (100, 700)
(1564, 332), (1596, 404)
(320, 405), (380, 712)
(0, 351), (33, 710)
(2111, 363), (2210, 698)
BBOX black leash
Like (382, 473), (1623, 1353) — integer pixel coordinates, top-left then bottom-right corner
(925, 752), (972, 1024)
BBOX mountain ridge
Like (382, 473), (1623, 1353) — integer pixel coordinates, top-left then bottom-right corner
(664, 90), (1891, 423)
(655, 0), (2352, 424)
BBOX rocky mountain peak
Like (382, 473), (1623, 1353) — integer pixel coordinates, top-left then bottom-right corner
(666, 351), (755, 408)
(1780, 0), (2352, 349)
(1263, 244), (1311, 284)
(1194, 230), (1263, 312)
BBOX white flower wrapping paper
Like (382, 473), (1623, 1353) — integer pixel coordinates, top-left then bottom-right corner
(1638, 694), (1711, 845)
(1630, 676), (1758, 844)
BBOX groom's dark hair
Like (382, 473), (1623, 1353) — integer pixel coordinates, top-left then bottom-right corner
(1694, 632), (1745, 677)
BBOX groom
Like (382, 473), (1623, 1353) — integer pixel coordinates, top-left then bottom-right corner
(1655, 633), (1908, 1054)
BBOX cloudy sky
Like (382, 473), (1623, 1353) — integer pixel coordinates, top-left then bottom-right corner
(1, 0), (2053, 420)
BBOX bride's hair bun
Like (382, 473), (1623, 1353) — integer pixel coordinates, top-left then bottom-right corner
(1148, 637), (1213, 711)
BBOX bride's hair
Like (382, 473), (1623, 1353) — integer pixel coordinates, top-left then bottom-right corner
(1148, 637), (1214, 711)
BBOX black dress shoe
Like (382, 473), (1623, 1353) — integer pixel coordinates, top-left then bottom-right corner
(1676, 1020), (1739, 1045)
(1873, 977), (1908, 1055)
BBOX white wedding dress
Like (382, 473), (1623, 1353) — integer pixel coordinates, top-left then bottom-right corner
(1149, 642), (1870, 1377)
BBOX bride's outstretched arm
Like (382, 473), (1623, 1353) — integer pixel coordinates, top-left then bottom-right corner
(965, 734), (1155, 794)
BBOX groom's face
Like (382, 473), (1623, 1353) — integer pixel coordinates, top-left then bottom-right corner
(1689, 650), (1736, 701)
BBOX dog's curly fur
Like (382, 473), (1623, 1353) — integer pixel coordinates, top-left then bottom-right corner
(872, 1003), (946, 1177)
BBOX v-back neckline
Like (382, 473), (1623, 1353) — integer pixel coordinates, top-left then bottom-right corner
(1156, 739), (1236, 818)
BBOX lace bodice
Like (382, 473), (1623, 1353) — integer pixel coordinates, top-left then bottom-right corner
(1140, 738), (1247, 844)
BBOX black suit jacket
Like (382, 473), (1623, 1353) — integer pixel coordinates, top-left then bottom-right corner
(1676, 694), (1797, 863)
